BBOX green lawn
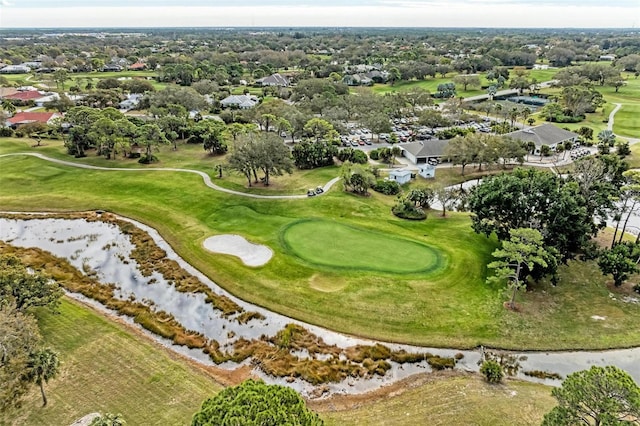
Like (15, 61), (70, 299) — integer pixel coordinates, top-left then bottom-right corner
(281, 219), (444, 274)
(1, 298), (221, 426)
(613, 104), (640, 138)
(3, 142), (640, 351)
(372, 78), (484, 98)
(371, 68), (559, 97)
(318, 373), (555, 426)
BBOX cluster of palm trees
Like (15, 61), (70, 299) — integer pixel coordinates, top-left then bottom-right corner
(474, 101), (534, 128)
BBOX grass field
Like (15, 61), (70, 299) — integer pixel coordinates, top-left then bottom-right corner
(281, 219), (444, 274)
(612, 104), (640, 138)
(371, 68), (559, 97)
(1, 298), (221, 426)
(317, 373), (555, 426)
(2, 139), (640, 351)
(2, 70), (167, 91)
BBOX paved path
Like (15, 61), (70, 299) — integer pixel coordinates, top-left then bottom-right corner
(0, 152), (341, 200)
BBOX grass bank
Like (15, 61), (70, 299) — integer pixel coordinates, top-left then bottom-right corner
(1, 298), (221, 426)
(317, 372), (555, 426)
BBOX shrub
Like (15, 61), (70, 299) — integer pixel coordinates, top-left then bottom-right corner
(392, 198), (426, 220)
(369, 149), (380, 160)
(192, 379), (324, 426)
(633, 284), (640, 294)
(524, 370), (562, 380)
(373, 179), (400, 195)
(480, 360), (504, 383)
(351, 149), (368, 164)
(0, 127), (14, 137)
(427, 355), (456, 370)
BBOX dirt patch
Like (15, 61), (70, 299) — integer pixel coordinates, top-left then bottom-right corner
(203, 234), (273, 267)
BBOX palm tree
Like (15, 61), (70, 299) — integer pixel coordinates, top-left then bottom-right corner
(1, 99), (16, 116)
(597, 130), (616, 147)
(388, 67), (401, 86)
(494, 103), (503, 123)
(509, 107), (519, 128)
(26, 348), (59, 407)
(520, 107), (532, 126)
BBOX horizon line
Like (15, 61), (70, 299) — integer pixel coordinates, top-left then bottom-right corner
(0, 26), (637, 30)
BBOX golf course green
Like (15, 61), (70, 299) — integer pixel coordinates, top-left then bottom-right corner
(282, 219), (444, 274)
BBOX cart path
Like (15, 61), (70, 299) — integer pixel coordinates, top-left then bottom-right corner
(0, 152), (341, 199)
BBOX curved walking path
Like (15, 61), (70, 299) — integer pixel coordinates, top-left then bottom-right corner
(0, 152), (341, 200)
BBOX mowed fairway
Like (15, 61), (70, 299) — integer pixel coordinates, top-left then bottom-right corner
(282, 219), (444, 273)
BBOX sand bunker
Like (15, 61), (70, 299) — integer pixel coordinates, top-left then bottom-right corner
(203, 234), (273, 267)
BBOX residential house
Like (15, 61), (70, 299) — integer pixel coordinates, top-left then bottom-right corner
(119, 93), (143, 111)
(129, 62), (147, 71)
(388, 169), (413, 184)
(506, 123), (579, 155)
(257, 73), (290, 87)
(3, 90), (44, 102)
(34, 93), (60, 107)
(342, 74), (373, 86)
(21, 61), (41, 69)
(6, 111), (63, 128)
(0, 65), (31, 74)
(220, 94), (259, 109)
(400, 140), (450, 165)
(102, 64), (123, 72)
(366, 70), (388, 83)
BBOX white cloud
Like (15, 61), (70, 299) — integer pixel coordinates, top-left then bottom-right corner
(0, 4), (635, 28)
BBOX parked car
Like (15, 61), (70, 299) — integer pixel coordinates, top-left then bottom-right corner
(315, 186), (324, 194)
(364, 139), (372, 145)
(307, 189), (316, 197)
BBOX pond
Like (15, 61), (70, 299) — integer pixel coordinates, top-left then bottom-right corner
(1, 212), (639, 397)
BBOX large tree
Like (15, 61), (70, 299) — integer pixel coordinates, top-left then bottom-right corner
(135, 123), (169, 163)
(228, 133), (293, 186)
(598, 242), (640, 287)
(192, 379), (323, 426)
(542, 366), (640, 426)
(468, 168), (592, 260)
(0, 304), (42, 410)
(0, 255), (63, 312)
(189, 120), (229, 156)
(340, 161), (376, 195)
(292, 140), (337, 169)
(487, 228), (550, 309)
(453, 74), (481, 91)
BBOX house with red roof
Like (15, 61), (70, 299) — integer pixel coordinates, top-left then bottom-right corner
(129, 62), (147, 71)
(6, 111), (62, 128)
(3, 91), (43, 102)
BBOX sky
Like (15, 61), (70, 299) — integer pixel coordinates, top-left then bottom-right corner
(0, 0), (637, 29)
